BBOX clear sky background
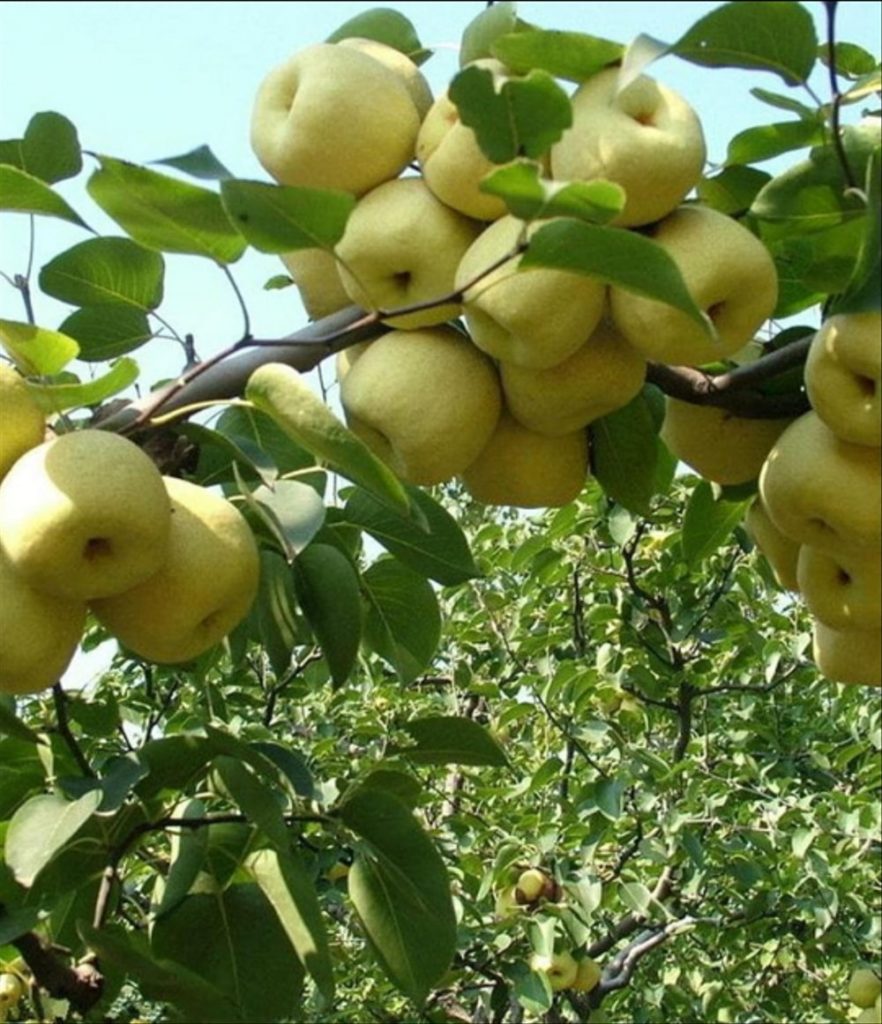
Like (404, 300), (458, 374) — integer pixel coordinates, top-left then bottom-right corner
(1, 1), (879, 688)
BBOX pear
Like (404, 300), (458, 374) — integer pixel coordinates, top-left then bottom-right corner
(571, 957), (603, 993)
(501, 318), (646, 435)
(461, 412), (589, 509)
(744, 499), (801, 592)
(456, 215), (607, 369)
(91, 477), (259, 664)
(417, 60), (512, 222)
(609, 205), (778, 367)
(550, 67), (707, 227)
(335, 177), (482, 329)
(250, 42), (421, 195)
(798, 545), (881, 631)
(280, 248), (351, 321)
(805, 312), (881, 448)
(0, 363), (45, 480)
(813, 620), (881, 687)
(0, 548), (86, 695)
(0, 430), (171, 600)
(338, 327), (502, 486)
(515, 868), (547, 904)
(660, 400), (793, 485)
(849, 968), (882, 1009)
(759, 412), (881, 554)
(336, 37), (433, 119)
(530, 950), (579, 992)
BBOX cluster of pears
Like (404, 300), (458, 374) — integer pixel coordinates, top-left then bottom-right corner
(745, 311), (881, 688)
(847, 966), (882, 1023)
(250, 34), (778, 509)
(494, 867), (602, 995)
(0, 364), (260, 696)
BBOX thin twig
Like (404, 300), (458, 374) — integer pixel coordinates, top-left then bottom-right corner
(823, 1), (858, 189)
(52, 683), (95, 778)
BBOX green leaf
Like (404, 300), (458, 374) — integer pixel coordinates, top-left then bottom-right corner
(0, 319), (79, 374)
(480, 160), (625, 224)
(356, 769), (422, 810)
(449, 65), (572, 163)
(620, 880), (654, 915)
(492, 29), (624, 82)
(39, 236), (164, 309)
(80, 922), (240, 1023)
(673, 1), (818, 85)
(58, 304), (153, 361)
(212, 756), (289, 849)
(245, 848), (335, 1004)
(344, 485), (480, 586)
(697, 166), (772, 216)
(153, 799), (209, 919)
(752, 124), (881, 235)
(135, 734), (214, 800)
(244, 551), (303, 677)
(87, 156), (247, 263)
(459, 2), (520, 67)
(327, 7), (427, 63)
(681, 481), (750, 566)
(213, 404), (316, 479)
(821, 42), (879, 79)
(20, 111), (83, 184)
(0, 703), (44, 745)
(246, 362), (410, 515)
(749, 88), (818, 119)
(0, 165), (89, 228)
(5, 790), (103, 886)
(362, 558), (441, 684)
(292, 544), (363, 687)
(220, 180), (355, 254)
(832, 149), (881, 314)
(726, 120), (825, 166)
(149, 885), (306, 1022)
(591, 390), (664, 515)
(522, 220), (711, 333)
(153, 144), (233, 181)
(341, 787), (456, 1005)
(27, 357), (139, 413)
(397, 715), (508, 767)
(251, 480), (326, 560)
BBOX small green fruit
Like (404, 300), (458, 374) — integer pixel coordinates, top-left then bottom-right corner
(849, 968), (882, 1008)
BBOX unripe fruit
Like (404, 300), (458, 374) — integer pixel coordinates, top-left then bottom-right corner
(530, 950), (579, 992)
(0, 972), (23, 1005)
(515, 868), (547, 904)
(849, 968), (882, 1008)
(572, 957), (602, 993)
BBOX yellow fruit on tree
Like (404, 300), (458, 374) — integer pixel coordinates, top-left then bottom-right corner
(849, 968), (882, 1008)
(797, 545), (881, 632)
(572, 957), (603, 993)
(500, 319), (646, 436)
(550, 67), (707, 228)
(661, 399), (793, 486)
(0, 430), (171, 600)
(460, 412), (589, 509)
(805, 312), (881, 448)
(609, 205), (778, 367)
(530, 951), (579, 992)
(91, 477), (259, 664)
(744, 499), (801, 593)
(337, 327), (502, 486)
(812, 621), (881, 688)
(280, 248), (351, 322)
(515, 868), (547, 903)
(0, 364), (45, 481)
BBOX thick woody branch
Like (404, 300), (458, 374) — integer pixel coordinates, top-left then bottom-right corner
(2, 921), (104, 1015)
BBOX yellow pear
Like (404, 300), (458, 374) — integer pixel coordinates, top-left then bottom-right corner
(571, 957), (603, 993)
(609, 205), (778, 367)
(813, 620), (881, 687)
(337, 327), (502, 486)
(250, 42), (421, 195)
(336, 37), (433, 119)
(0, 430), (171, 600)
(501, 318), (646, 435)
(805, 312), (881, 448)
(0, 548), (86, 695)
(660, 400), (793, 485)
(416, 60), (513, 222)
(744, 498), (800, 592)
(759, 412), (881, 554)
(798, 545), (881, 631)
(456, 215), (607, 369)
(280, 248), (351, 321)
(515, 868), (547, 904)
(0, 363), (45, 480)
(849, 968), (882, 1008)
(856, 1007), (882, 1024)
(461, 412), (589, 508)
(91, 477), (259, 664)
(550, 67), (706, 227)
(530, 951), (579, 992)
(334, 177), (482, 329)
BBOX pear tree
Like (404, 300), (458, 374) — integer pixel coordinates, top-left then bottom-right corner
(0, 2), (879, 1022)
